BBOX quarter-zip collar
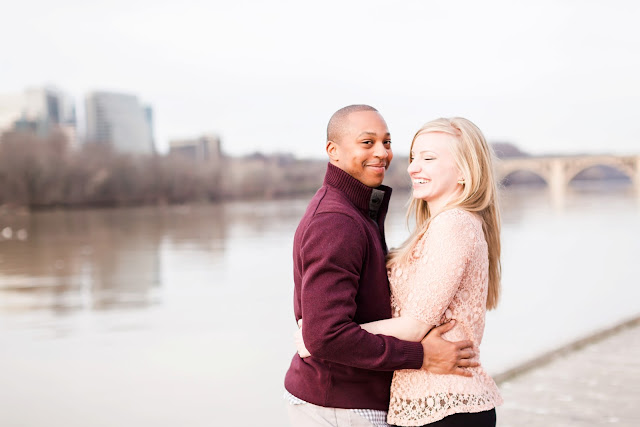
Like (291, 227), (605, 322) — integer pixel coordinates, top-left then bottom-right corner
(323, 163), (392, 251)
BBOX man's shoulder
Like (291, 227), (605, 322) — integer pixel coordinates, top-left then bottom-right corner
(297, 186), (365, 237)
(305, 185), (360, 218)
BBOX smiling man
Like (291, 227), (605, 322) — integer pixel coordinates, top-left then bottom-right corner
(283, 105), (476, 427)
(324, 105), (393, 187)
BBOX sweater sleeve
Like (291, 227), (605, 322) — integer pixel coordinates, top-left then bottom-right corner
(401, 209), (476, 326)
(299, 212), (423, 371)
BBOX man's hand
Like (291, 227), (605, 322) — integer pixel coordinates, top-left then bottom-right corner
(294, 319), (311, 358)
(420, 320), (479, 377)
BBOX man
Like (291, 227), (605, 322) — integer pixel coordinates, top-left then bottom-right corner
(284, 105), (477, 427)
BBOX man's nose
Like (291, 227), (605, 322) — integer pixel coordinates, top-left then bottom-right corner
(373, 142), (389, 158)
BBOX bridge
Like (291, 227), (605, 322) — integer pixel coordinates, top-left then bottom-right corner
(496, 154), (640, 200)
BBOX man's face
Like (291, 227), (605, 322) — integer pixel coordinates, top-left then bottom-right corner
(328, 110), (393, 188)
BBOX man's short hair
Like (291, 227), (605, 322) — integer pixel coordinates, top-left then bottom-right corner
(327, 104), (379, 142)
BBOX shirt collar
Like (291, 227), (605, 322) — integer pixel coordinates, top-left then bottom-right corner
(323, 163), (392, 218)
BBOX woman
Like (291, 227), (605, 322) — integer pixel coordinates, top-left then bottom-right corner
(298, 117), (503, 426)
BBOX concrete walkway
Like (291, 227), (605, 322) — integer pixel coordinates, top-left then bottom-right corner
(496, 318), (640, 426)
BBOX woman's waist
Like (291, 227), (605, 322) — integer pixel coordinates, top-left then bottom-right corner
(390, 367), (500, 396)
(392, 302), (487, 343)
(432, 319), (485, 359)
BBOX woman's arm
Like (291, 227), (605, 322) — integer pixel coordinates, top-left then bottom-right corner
(295, 317), (435, 355)
(359, 316), (434, 342)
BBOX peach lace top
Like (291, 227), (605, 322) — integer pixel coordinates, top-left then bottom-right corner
(387, 208), (502, 426)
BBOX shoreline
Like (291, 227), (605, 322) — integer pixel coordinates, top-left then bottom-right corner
(494, 313), (640, 384)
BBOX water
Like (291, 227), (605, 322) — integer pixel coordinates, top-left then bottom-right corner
(1, 183), (639, 426)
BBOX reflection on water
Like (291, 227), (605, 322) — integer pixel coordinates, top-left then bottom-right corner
(0, 200), (311, 313)
(0, 182), (639, 426)
(1, 182), (636, 315)
(1, 208), (165, 311)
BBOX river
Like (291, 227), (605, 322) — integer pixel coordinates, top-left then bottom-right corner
(0, 182), (638, 426)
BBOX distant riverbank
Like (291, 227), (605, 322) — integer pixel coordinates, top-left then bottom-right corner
(0, 131), (416, 211)
(2, 131), (634, 212)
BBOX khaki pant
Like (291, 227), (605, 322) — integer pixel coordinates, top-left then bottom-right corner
(286, 402), (376, 427)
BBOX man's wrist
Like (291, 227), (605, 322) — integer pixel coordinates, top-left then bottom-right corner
(402, 341), (424, 370)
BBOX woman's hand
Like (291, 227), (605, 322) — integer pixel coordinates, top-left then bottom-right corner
(294, 319), (311, 358)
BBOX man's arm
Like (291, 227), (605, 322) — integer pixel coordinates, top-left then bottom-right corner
(295, 318), (478, 376)
(298, 212), (423, 371)
(360, 317), (479, 376)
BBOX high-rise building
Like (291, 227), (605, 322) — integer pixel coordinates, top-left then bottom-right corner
(169, 135), (223, 162)
(0, 92), (24, 133)
(0, 86), (76, 138)
(143, 105), (155, 153)
(85, 91), (154, 155)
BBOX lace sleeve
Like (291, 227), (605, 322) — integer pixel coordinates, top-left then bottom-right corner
(401, 209), (477, 326)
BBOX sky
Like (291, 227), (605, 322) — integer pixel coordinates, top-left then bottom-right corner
(2, 0), (639, 158)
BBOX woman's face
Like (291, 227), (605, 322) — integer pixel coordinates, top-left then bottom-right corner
(407, 131), (463, 208)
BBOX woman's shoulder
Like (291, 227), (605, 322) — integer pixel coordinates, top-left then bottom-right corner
(431, 208), (481, 231)
(407, 209), (482, 259)
(425, 208), (484, 251)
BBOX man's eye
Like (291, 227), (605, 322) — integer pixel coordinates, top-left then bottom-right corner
(362, 140), (373, 145)
(384, 140), (392, 145)
(424, 157), (434, 161)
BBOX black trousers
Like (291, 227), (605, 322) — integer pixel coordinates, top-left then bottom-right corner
(419, 409), (496, 427)
(392, 408), (496, 427)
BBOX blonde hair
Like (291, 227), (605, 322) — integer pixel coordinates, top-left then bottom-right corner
(387, 117), (502, 310)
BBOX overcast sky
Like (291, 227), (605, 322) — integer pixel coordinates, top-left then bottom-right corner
(2, 0), (639, 158)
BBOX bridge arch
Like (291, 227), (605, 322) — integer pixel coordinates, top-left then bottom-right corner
(565, 160), (635, 184)
(500, 169), (548, 186)
(496, 155), (640, 196)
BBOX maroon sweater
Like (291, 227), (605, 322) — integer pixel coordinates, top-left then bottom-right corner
(284, 163), (424, 410)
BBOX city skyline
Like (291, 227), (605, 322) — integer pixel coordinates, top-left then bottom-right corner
(0, 86), (156, 155)
(2, 1), (639, 158)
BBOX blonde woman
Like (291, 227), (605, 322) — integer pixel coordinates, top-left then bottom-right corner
(298, 117), (503, 426)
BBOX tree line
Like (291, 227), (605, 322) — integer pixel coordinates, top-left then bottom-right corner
(0, 131), (412, 210)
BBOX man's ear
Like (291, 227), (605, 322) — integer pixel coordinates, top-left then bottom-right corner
(326, 140), (339, 162)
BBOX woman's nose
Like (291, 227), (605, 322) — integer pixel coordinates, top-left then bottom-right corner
(407, 159), (419, 174)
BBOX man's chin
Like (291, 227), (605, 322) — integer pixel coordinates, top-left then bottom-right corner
(364, 176), (385, 188)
